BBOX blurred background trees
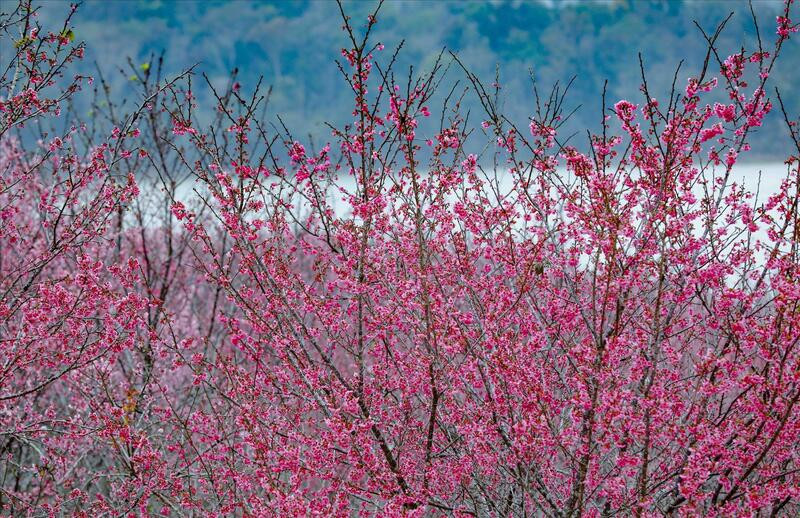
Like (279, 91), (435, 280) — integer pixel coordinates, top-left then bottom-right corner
(33, 0), (799, 160)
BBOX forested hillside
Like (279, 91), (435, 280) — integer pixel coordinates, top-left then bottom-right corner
(37, 0), (798, 159)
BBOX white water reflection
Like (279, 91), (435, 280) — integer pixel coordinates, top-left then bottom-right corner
(157, 162), (791, 223)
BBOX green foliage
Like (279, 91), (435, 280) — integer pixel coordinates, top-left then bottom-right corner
(35, 0), (796, 158)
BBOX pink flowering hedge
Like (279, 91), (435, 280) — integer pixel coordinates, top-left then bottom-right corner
(1, 0), (800, 516)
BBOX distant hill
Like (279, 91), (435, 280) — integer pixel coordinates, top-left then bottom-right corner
(33, 0), (799, 160)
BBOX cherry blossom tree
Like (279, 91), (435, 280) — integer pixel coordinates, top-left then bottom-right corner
(1, 0), (799, 516)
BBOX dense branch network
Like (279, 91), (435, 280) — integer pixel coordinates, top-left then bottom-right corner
(1, 0), (799, 516)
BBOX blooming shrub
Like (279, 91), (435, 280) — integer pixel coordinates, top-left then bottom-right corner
(1, 0), (799, 516)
